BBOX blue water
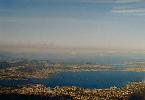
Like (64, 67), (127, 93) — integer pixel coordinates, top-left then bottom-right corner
(0, 71), (145, 89)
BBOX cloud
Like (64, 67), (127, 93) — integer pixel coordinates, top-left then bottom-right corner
(112, 8), (145, 13)
(75, 0), (144, 4)
(115, 0), (144, 3)
(42, 0), (144, 4)
(111, 0), (145, 15)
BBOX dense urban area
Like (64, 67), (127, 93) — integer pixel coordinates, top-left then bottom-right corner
(0, 82), (145, 100)
(0, 59), (145, 80)
(0, 59), (145, 100)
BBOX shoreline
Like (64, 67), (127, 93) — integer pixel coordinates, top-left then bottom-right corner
(0, 81), (145, 100)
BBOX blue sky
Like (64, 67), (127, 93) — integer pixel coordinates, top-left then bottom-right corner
(0, 0), (145, 50)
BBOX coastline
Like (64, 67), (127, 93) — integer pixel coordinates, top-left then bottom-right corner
(0, 81), (145, 100)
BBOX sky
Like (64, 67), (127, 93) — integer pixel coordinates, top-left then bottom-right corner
(0, 0), (145, 52)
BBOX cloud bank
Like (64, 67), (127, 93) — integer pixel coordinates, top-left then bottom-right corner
(34, 0), (144, 4)
(115, 0), (144, 3)
(110, 0), (145, 15)
(112, 8), (145, 13)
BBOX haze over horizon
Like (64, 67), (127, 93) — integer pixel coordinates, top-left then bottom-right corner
(0, 0), (145, 52)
